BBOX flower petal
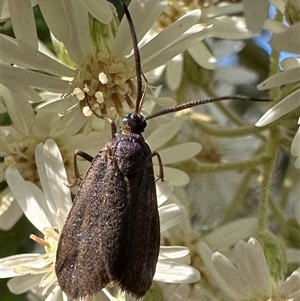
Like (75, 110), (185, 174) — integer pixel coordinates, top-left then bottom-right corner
(204, 218), (258, 252)
(0, 254), (44, 278)
(146, 117), (184, 151)
(0, 196), (23, 231)
(255, 90), (300, 126)
(156, 181), (174, 207)
(243, 0), (269, 34)
(257, 67), (300, 90)
(277, 267), (300, 297)
(1, 64), (70, 93)
(8, 0), (38, 54)
(154, 261), (200, 283)
(38, 0), (91, 65)
(159, 246), (190, 260)
(35, 140), (72, 227)
(0, 35), (74, 77)
(210, 16), (255, 39)
(5, 166), (52, 232)
(156, 143), (202, 165)
(188, 41), (217, 70)
(137, 9), (201, 65)
(77, 0), (113, 24)
(166, 55), (183, 91)
(8, 273), (44, 294)
(159, 204), (186, 232)
(270, 23), (300, 54)
(139, 24), (210, 73)
(0, 85), (35, 135)
(113, 0), (168, 55)
(154, 166), (190, 187)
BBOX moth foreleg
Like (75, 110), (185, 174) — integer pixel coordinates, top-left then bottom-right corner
(65, 150), (94, 187)
(152, 151), (164, 181)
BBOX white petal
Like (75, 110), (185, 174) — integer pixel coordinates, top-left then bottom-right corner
(140, 24), (210, 73)
(35, 140), (72, 227)
(153, 166), (190, 187)
(156, 143), (202, 165)
(210, 16), (255, 39)
(159, 204), (186, 232)
(0, 85), (35, 135)
(255, 90), (300, 126)
(242, 0), (269, 33)
(204, 218), (258, 252)
(1, 64), (70, 93)
(166, 55), (183, 91)
(5, 166), (52, 232)
(257, 67), (300, 90)
(156, 181), (174, 207)
(146, 117), (184, 151)
(263, 19), (286, 34)
(0, 197), (23, 231)
(188, 41), (217, 70)
(154, 261), (200, 283)
(281, 57), (300, 70)
(269, 0), (285, 13)
(211, 252), (244, 299)
(0, 35), (74, 77)
(270, 23), (300, 54)
(38, 0), (91, 65)
(137, 9), (201, 65)
(112, 0), (168, 55)
(232, 239), (271, 296)
(8, 0), (38, 54)
(159, 246), (190, 260)
(8, 273), (44, 294)
(277, 267), (300, 297)
(77, 0), (113, 24)
(0, 253), (44, 278)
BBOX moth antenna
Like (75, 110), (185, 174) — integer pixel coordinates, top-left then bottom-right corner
(145, 96), (269, 120)
(119, 0), (143, 116)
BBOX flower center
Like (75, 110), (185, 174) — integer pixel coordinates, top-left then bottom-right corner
(12, 229), (60, 296)
(72, 53), (137, 117)
(3, 136), (41, 184)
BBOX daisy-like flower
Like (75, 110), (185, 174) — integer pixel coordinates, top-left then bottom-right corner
(0, 0), (209, 119)
(0, 139), (200, 301)
(255, 7), (300, 168)
(198, 238), (300, 301)
(0, 84), (108, 230)
(144, 0), (268, 91)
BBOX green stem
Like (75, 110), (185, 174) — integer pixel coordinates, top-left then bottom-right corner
(257, 127), (280, 231)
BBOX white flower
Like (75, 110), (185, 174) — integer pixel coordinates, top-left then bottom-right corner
(145, 0), (265, 91)
(255, 21), (300, 168)
(0, 0), (208, 118)
(198, 238), (300, 301)
(0, 139), (200, 300)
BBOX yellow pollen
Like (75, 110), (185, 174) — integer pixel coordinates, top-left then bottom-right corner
(98, 72), (108, 84)
(82, 106), (93, 117)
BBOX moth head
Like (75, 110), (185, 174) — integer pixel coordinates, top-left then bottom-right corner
(122, 113), (147, 134)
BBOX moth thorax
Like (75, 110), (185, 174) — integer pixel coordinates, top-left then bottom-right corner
(122, 113), (147, 134)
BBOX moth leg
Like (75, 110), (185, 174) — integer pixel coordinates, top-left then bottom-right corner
(65, 150), (94, 187)
(152, 151), (164, 181)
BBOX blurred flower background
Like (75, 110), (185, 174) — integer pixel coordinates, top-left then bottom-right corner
(0, 0), (299, 300)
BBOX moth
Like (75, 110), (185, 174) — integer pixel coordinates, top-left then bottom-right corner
(55, 1), (266, 299)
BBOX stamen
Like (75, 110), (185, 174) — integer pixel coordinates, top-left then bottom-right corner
(30, 234), (50, 247)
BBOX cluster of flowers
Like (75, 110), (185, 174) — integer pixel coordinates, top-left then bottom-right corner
(0, 0), (299, 300)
